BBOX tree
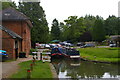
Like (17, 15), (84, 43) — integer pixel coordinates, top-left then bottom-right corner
(104, 15), (119, 35)
(92, 18), (106, 42)
(118, 18), (120, 35)
(51, 19), (61, 40)
(83, 15), (96, 31)
(63, 16), (86, 42)
(78, 15), (96, 42)
(1, 1), (16, 10)
(18, 2), (49, 47)
(79, 31), (92, 42)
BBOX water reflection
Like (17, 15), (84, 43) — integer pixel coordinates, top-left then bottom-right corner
(52, 59), (120, 79)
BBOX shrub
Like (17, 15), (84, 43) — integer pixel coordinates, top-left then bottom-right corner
(30, 48), (38, 55)
(19, 52), (26, 58)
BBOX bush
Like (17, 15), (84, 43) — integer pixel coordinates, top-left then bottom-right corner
(43, 49), (51, 52)
(19, 52), (26, 58)
(30, 48), (38, 55)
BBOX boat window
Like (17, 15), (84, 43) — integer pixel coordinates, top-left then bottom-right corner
(51, 48), (61, 53)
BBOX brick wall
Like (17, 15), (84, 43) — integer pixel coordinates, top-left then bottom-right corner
(2, 20), (31, 58)
(1, 30), (15, 59)
(2, 21), (22, 37)
(21, 21), (31, 57)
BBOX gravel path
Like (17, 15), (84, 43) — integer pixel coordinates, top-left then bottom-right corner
(2, 55), (33, 78)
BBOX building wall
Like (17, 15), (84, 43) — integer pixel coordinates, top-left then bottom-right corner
(1, 30), (16, 59)
(0, 30), (2, 50)
(21, 21), (31, 57)
(2, 21), (22, 37)
(2, 21), (31, 58)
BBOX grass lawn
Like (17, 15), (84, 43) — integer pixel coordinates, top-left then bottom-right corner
(10, 60), (53, 78)
(77, 47), (120, 63)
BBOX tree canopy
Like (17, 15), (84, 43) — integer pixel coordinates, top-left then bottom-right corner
(51, 19), (61, 40)
(53, 15), (119, 43)
(104, 15), (119, 35)
(92, 18), (106, 42)
(18, 2), (49, 46)
(1, 2), (16, 10)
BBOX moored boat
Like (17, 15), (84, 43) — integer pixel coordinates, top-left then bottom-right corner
(66, 48), (80, 59)
(51, 47), (80, 59)
(51, 47), (67, 58)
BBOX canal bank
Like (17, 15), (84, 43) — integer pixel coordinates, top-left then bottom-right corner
(77, 47), (120, 63)
(10, 60), (53, 78)
(49, 63), (58, 78)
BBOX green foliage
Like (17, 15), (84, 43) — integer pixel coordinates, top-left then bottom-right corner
(30, 48), (38, 55)
(60, 16), (86, 42)
(92, 17), (106, 42)
(10, 60), (52, 78)
(51, 19), (61, 40)
(1, 2), (16, 10)
(18, 2), (49, 46)
(58, 15), (119, 42)
(104, 15), (119, 35)
(83, 15), (96, 31)
(30, 48), (38, 52)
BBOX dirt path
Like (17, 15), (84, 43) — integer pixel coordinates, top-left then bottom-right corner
(2, 55), (33, 78)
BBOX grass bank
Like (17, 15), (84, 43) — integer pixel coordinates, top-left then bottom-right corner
(10, 60), (53, 78)
(78, 47), (120, 63)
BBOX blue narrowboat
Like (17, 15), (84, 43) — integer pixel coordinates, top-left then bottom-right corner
(51, 47), (80, 59)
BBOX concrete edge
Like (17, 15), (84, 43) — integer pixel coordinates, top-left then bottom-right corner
(49, 63), (59, 79)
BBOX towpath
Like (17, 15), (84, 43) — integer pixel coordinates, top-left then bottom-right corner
(1, 55), (32, 78)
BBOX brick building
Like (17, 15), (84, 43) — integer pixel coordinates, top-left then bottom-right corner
(0, 7), (32, 59)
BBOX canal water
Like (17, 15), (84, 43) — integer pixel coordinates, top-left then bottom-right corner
(52, 59), (120, 79)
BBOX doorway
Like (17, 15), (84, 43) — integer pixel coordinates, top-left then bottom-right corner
(15, 40), (18, 59)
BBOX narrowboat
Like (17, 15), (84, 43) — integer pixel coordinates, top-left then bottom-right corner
(51, 47), (80, 59)
(51, 47), (67, 58)
(66, 48), (80, 59)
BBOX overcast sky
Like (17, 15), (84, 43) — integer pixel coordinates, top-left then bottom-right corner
(40, 0), (120, 27)
(13, 0), (120, 27)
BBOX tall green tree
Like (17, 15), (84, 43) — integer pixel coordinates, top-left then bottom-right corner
(83, 15), (96, 31)
(104, 15), (119, 35)
(78, 15), (96, 42)
(92, 17), (106, 42)
(18, 2), (49, 47)
(51, 19), (61, 40)
(63, 16), (86, 42)
(118, 18), (120, 35)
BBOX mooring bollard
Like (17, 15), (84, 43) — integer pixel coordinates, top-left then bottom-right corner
(33, 56), (35, 60)
(40, 53), (42, 61)
(32, 60), (35, 65)
(36, 53), (38, 59)
(30, 64), (33, 71)
(27, 69), (31, 79)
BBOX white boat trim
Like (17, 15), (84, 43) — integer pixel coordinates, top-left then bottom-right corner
(70, 55), (80, 58)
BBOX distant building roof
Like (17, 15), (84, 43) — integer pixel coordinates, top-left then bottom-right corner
(0, 7), (33, 28)
(109, 35), (120, 41)
(0, 7), (29, 21)
(0, 25), (22, 39)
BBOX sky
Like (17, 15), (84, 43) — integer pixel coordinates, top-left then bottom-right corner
(12, 0), (120, 27)
(40, 0), (119, 27)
